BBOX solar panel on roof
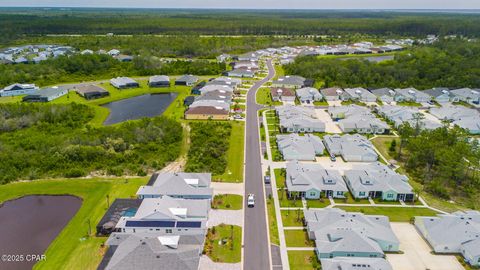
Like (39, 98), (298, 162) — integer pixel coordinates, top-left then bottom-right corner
(125, 220), (175, 227)
(176, 221), (202, 228)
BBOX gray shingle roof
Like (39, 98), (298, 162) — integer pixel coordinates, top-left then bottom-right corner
(323, 134), (378, 161)
(136, 172), (213, 198)
(277, 134), (324, 160)
(286, 161), (348, 193)
(320, 257), (393, 270)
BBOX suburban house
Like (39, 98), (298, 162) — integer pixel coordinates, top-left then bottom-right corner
(102, 233), (204, 270)
(271, 87), (296, 102)
(370, 88), (395, 104)
(236, 52), (259, 62)
(415, 210), (480, 267)
(108, 49), (121, 56)
(184, 106), (229, 120)
(304, 208), (400, 259)
(276, 134), (325, 160)
(189, 100), (230, 112)
(377, 105), (442, 130)
(323, 134), (378, 162)
(285, 161), (348, 199)
(276, 105), (326, 133)
(272, 75), (306, 89)
(96, 199), (143, 236)
(0, 83), (39, 97)
(136, 172), (213, 200)
(344, 163), (414, 201)
(424, 88), (459, 103)
(74, 84), (109, 100)
(198, 85), (234, 95)
(22, 86), (68, 102)
(224, 68), (255, 78)
(320, 87), (350, 101)
(393, 88), (431, 103)
(216, 53), (230, 62)
(328, 105), (389, 134)
(110, 77), (139, 89)
(148, 75), (170, 87)
(194, 90), (233, 104)
(114, 54), (134, 62)
(175, 75), (199, 86)
(115, 197), (209, 234)
(320, 257), (392, 270)
(206, 77), (242, 90)
(296, 87), (323, 104)
(429, 105), (480, 134)
(344, 87), (377, 102)
(450, 88), (480, 105)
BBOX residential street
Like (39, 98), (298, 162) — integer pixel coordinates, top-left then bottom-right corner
(243, 59), (275, 270)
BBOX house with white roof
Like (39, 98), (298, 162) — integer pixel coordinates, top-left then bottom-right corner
(198, 85), (234, 95)
(323, 134), (378, 162)
(344, 163), (414, 201)
(394, 88), (431, 103)
(450, 88), (480, 106)
(296, 87), (323, 104)
(304, 208), (400, 259)
(328, 105), (389, 134)
(0, 83), (39, 97)
(424, 88), (459, 103)
(206, 77), (242, 89)
(136, 172), (213, 200)
(272, 75), (306, 89)
(429, 105), (480, 134)
(320, 87), (350, 101)
(415, 210), (480, 267)
(344, 88), (377, 102)
(276, 105), (326, 133)
(115, 196), (210, 234)
(110, 77), (139, 89)
(370, 88), (395, 104)
(377, 105), (442, 130)
(285, 161), (348, 199)
(276, 134), (325, 160)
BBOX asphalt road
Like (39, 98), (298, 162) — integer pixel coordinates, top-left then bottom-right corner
(244, 59), (275, 270)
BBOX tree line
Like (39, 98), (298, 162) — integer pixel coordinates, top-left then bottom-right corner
(0, 54), (225, 88)
(284, 40), (480, 89)
(0, 103), (183, 183)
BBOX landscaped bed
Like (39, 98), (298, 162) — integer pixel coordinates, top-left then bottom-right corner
(203, 224), (242, 263)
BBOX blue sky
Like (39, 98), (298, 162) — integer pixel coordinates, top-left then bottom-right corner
(0, 0), (479, 9)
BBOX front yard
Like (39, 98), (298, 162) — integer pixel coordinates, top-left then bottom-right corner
(335, 206), (439, 222)
(203, 224), (242, 263)
(284, 230), (315, 247)
(212, 194), (243, 210)
(288, 251), (321, 270)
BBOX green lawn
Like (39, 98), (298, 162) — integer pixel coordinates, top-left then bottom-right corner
(0, 177), (147, 270)
(256, 87), (282, 106)
(341, 99), (367, 106)
(313, 100), (328, 106)
(397, 101), (421, 107)
(278, 189), (303, 208)
(274, 168), (286, 189)
(267, 197), (280, 245)
(214, 121), (245, 183)
(371, 136), (399, 161)
(333, 192), (370, 204)
(203, 224), (242, 263)
(281, 210), (304, 227)
(212, 194), (243, 210)
(273, 64), (285, 81)
(288, 250), (321, 270)
(284, 230), (314, 247)
(336, 206), (439, 222)
(306, 198), (331, 208)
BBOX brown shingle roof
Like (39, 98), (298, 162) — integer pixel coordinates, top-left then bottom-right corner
(271, 87), (295, 97)
(185, 106), (229, 115)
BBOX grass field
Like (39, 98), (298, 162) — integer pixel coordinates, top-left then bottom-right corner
(335, 206), (439, 222)
(306, 198), (331, 208)
(278, 189), (303, 208)
(214, 121), (245, 183)
(0, 177), (147, 270)
(203, 224), (242, 263)
(267, 197), (280, 245)
(212, 194), (243, 210)
(274, 168), (286, 189)
(284, 230), (314, 247)
(281, 210), (304, 227)
(288, 250), (320, 270)
(256, 87), (282, 106)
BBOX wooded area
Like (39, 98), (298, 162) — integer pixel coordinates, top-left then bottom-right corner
(285, 40), (480, 89)
(0, 54), (225, 87)
(185, 122), (232, 175)
(0, 103), (183, 183)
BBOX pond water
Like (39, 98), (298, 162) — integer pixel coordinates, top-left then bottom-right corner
(0, 195), (82, 270)
(102, 93), (178, 125)
(339, 55), (394, 62)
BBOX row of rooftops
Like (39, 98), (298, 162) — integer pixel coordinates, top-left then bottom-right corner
(98, 172), (214, 270)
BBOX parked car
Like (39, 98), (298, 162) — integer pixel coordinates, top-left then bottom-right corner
(233, 114), (243, 120)
(247, 194), (255, 207)
(264, 175), (271, 184)
(330, 155), (336, 162)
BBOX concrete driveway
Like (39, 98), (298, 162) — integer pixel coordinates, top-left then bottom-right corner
(327, 100), (342, 107)
(314, 109), (342, 134)
(211, 182), (244, 196)
(208, 210), (243, 228)
(386, 223), (464, 270)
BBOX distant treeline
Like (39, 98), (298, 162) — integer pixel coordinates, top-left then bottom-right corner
(0, 103), (183, 183)
(284, 40), (480, 89)
(1, 10), (480, 39)
(0, 54), (225, 87)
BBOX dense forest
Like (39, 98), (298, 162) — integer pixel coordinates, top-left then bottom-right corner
(284, 40), (480, 89)
(0, 103), (183, 183)
(185, 122), (232, 175)
(1, 9), (480, 40)
(0, 54), (225, 87)
(396, 124), (480, 209)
